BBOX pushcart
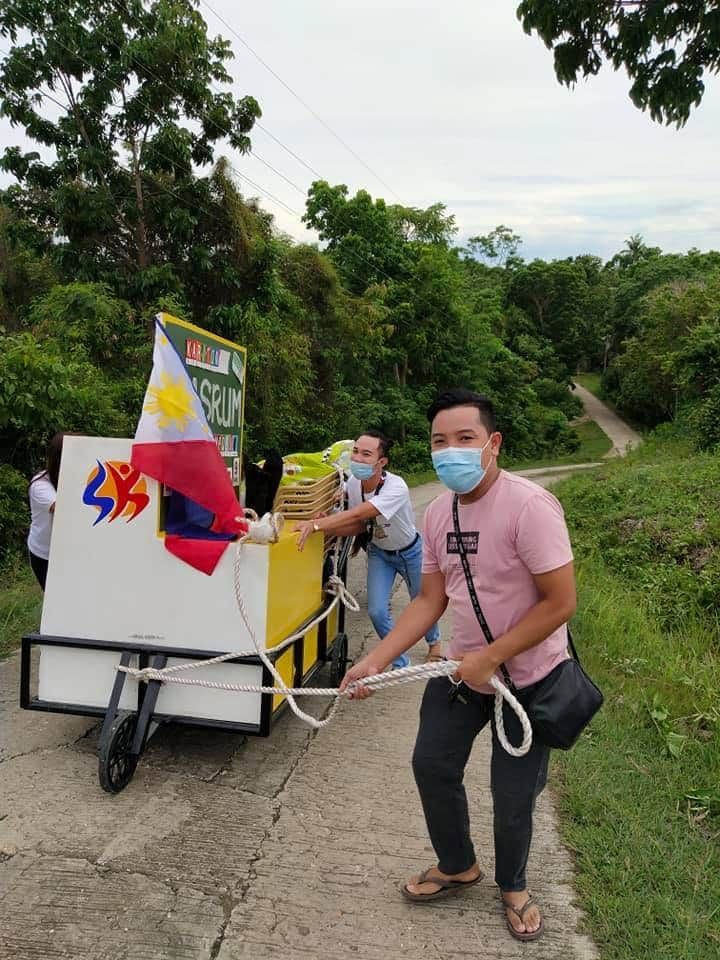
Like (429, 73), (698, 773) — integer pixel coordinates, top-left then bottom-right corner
(20, 435), (351, 793)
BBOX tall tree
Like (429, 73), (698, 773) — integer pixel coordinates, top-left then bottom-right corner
(506, 258), (590, 372)
(517, 1), (720, 125)
(466, 225), (523, 267)
(0, 0), (260, 302)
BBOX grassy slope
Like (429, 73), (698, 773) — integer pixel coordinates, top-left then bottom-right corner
(0, 565), (42, 661)
(505, 419), (612, 471)
(551, 440), (720, 960)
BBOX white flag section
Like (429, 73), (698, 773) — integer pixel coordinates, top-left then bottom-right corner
(135, 318), (213, 444)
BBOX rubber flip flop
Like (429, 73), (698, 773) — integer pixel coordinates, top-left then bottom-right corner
(401, 867), (483, 902)
(503, 893), (544, 941)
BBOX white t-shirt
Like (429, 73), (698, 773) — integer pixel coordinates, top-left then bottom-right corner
(346, 470), (418, 551)
(27, 473), (56, 560)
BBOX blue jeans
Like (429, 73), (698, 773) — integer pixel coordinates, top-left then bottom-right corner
(366, 535), (440, 669)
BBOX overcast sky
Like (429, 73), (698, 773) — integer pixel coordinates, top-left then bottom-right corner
(2, 0), (719, 261)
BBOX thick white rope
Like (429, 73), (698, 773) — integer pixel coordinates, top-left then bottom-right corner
(122, 658), (531, 756)
(118, 503), (532, 754)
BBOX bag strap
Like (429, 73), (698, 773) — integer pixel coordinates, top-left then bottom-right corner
(451, 494), (515, 690)
(452, 494), (582, 675)
(360, 474), (385, 502)
(566, 627), (580, 663)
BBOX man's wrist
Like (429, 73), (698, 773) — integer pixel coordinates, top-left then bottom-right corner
(366, 652), (389, 673)
(485, 641), (507, 670)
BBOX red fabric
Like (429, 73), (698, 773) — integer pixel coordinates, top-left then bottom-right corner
(164, 534), (230, 576)
(131, 440), (243, 533)
(132, 439), (249, 574)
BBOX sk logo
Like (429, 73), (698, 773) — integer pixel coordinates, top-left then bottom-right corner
(82, 460), (150, 526)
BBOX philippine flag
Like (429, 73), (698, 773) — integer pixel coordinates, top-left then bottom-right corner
(131, 317), (248, 574)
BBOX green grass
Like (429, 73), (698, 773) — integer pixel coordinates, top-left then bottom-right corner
(505, 419), (613, 472)
(0, 563), (42, 660)
(406, 468), (438, 488)
(549, 449), (720, 960)
(575, 371), (604, 399)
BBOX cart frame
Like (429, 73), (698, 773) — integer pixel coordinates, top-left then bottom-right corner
(20, 537), (352, 792)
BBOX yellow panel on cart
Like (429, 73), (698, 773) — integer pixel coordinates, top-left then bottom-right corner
(302, 625), (319, 677)
(266, 527), (323, 649)
(272, 646), (296, 712)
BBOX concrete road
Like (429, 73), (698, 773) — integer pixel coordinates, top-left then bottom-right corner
(0, 473), (599, 960)
(572, 382), (642, 457)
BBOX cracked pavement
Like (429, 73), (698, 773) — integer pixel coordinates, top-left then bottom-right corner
(1, 480), (599, 960)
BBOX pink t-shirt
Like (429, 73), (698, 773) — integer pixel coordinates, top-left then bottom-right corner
(422, 470), (574, 692)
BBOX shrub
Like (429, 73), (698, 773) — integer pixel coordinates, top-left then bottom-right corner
(0, 464), (29, 566)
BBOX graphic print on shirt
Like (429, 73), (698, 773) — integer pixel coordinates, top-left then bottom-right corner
(446, 531), (479, 554)
(374, 520), (388, 539)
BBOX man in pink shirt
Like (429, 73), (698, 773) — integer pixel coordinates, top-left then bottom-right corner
(341, 388), (577, 942)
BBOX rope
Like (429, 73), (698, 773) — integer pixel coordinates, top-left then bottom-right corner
(122, 658), (531, 755)
(117, 503), (532, 754)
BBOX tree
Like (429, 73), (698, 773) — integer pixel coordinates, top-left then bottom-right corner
(517, 1), (720, 126)
(466, 225), (522, 267)
(506, 258), (590, 371)
(0, 0), (260, 302)
(603, 275), (720, 425)
(0, 204), (56, 329)
(303, 181), (411, 294)
(607, 234), (662, 272)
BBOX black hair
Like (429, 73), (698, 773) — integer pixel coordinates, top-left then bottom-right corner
(358, 429), (393, 459)
(426, 389), (497, 434)
(30, 432), (65, 491)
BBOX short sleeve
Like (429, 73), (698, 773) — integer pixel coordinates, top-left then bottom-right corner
(515, 492), (573, 575)
(421, 505), (441, 574)
(30, 478), (56, 511)
(371, 476), (408, 521)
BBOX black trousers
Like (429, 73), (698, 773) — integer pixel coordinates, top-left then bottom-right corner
(412, 676), (550, 892)
(29, 551), (48, 590)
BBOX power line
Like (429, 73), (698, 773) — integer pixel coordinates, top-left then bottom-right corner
(0, 25), (399, 290)
(249, 150), (306, 196)
(227, 165), (301, 217)
(198, 0), (403, 203)
(5, 0), (395, 227)
(255, 121), (323, 180)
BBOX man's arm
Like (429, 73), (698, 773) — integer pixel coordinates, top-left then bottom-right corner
(339, 571), (448, 697)
(455, 561), (577, 688)
(294, 500), (379, 549)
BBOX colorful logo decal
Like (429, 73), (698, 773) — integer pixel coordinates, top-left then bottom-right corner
(82, 460), (150, 526)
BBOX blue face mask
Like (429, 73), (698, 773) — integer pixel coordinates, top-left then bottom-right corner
(431, 440), (492, 494)
(349, 461), (376, 481)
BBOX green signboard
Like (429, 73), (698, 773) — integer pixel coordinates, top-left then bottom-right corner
(160, 312), (247, 489)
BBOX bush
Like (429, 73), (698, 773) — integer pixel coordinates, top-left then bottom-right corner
(0, 464), (28, 566)
(686, 385), (720, 450)
(532, 377), (583, 420)
(27, 281), (146, 370)
(0, 332), (133, 475)
(392, 438), (433, 475)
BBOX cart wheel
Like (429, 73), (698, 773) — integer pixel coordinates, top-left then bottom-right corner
(98, 711), (139, 794)
(330, 633), (349, 688)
